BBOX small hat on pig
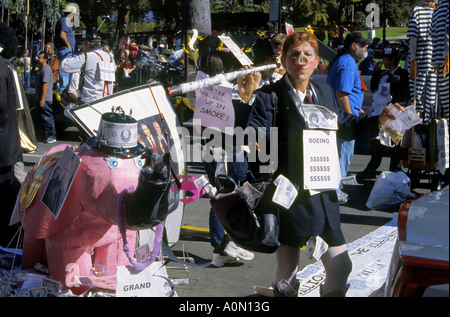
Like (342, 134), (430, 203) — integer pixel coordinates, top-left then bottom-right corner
(87, 111), (145, 158)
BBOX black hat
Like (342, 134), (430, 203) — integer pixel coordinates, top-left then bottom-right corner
(252, 37), (278, 64)
(344, 31), (366, 48)
(87, 112), (145, 158)
(383, 47), (401, 59)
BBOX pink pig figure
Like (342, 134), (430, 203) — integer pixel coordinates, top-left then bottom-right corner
(19, 112), (148, 294)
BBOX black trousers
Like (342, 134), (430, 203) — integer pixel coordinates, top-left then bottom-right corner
(0, 165), (20, 247)
(361, 140), (402, 175)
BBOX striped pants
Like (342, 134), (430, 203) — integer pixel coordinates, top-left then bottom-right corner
(410, 71), (450, 122)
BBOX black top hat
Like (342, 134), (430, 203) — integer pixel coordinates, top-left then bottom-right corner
(87, 112), (145, 158)
(383, 47), (401, 60)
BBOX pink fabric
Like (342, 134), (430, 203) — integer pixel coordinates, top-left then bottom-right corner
(20, 144), (140, 294)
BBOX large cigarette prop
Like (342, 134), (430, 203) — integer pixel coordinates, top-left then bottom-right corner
(167, 64), (277, 97)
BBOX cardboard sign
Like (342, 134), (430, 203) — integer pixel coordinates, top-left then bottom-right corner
(218, 35), (253, 66)
(437, 119), (449, 169)
(303, 130), (340, 190)
(116, 262), (175, 297)
(285, 22), (294, 35)
(193, 71), (235, 134)
(298, 216), (398, 297)
(98, 60), (116, 82)
(41, 146), (81, 219)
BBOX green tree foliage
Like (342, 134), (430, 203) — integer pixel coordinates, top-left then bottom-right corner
(3, 0), (420, 51)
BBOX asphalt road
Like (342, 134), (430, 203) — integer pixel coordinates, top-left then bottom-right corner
(21, 123), (435, 298)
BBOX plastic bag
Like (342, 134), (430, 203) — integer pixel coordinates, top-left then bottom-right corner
(366, 171), (416, 210)
(379, 105), (422, 147)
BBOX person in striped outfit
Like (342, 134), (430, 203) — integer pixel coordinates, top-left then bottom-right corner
(430, 0), (449, 120)
(407, 0), (439, 123)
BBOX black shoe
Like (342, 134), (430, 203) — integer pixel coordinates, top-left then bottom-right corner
(358, 171), (377, 180)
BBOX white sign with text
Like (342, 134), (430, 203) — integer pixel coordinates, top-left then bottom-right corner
(303, 130), (340, 190)
(193, 71), (235, 134)
(218, 35), (253, 66)
(116, 262), (174, 297)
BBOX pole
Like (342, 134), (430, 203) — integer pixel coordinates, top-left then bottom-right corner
(25, 0), (29, 52)
(382, 0), (386, 50)
(278, 0), (281, 33)
(25, 0), (30, 88)
(41, 0), (46, 51)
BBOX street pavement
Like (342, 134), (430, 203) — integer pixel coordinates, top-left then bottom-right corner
(22, 125), (432, 298)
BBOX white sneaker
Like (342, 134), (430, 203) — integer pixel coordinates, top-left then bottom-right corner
(224, 241), (254, 261)
(211, 253), (239, 268)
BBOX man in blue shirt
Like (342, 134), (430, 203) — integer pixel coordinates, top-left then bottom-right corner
(327, 32), (368, 203)
(55, 4), (77, 91)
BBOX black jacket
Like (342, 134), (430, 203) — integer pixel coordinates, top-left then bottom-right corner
(370, 66), (410, 104)
(245, 75), (378, 240)
(0, 57), (22, 169)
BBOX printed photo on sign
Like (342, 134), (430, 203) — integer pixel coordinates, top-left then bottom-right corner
(41, 146), (81, 219)
(137, 115), (170, 155)
(136, 114), (178, 215)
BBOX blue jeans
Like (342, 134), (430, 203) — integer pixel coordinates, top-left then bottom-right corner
(56, 47), (73, 91)
(336, 137), (355, 197)
(22, 72), (30, 88)
(39, 100), (56, 139)
(203, 151), (249, 254)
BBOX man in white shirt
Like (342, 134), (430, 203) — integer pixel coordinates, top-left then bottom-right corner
(147, 34), (154, 49)
(60, 36), (115, 103)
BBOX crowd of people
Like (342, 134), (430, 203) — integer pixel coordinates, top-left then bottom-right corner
(1, 0), (448, 297)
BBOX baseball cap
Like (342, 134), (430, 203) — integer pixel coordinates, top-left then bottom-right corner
(344, 31), (366, 47)
(63, 4), (78, 13)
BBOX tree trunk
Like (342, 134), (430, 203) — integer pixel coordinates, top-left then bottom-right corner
(183, 0), (211, 35)
(116, 4), (131, 51)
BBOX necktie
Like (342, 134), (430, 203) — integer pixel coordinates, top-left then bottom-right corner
(304, 84), (314, 104)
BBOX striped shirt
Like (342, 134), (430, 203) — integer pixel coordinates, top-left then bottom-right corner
(429, 0), (449, 67)
(407, 4), (434, 72)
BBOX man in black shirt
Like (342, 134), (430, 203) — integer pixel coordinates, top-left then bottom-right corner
(359, 47), (410, 179)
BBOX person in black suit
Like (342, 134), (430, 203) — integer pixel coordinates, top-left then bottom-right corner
(238, 31), (403, 297)
(0, 23), (23, 246)
(359, 47), (410, 180)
